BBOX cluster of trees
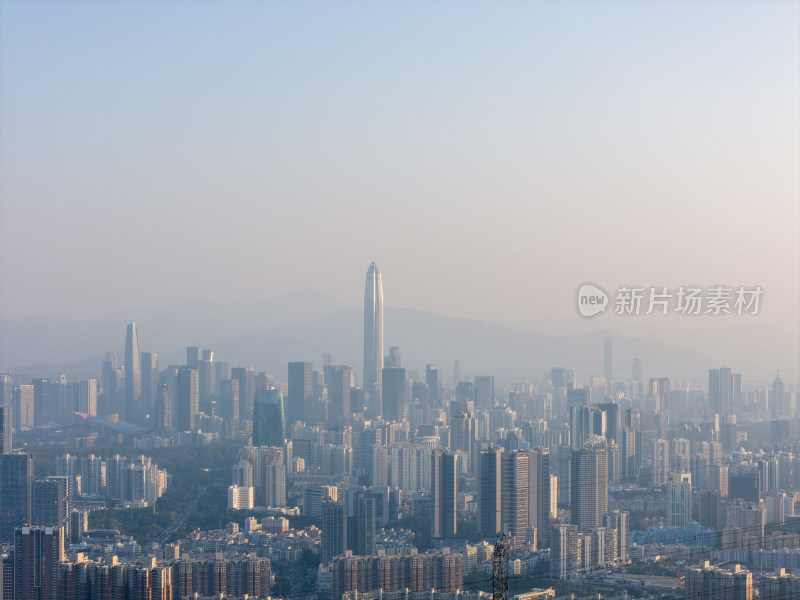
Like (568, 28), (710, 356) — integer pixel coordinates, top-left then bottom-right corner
(26, 442), (241, 544)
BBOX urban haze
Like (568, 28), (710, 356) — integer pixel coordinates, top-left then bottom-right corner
(0, 2), (798, 600)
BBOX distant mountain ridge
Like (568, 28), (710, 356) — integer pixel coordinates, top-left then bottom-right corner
(1, 294), (717, 384)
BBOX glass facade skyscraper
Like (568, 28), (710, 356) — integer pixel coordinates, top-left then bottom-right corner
(363, 262), (383, 405)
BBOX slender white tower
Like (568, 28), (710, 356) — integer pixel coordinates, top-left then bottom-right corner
(363, 263), (384, 403)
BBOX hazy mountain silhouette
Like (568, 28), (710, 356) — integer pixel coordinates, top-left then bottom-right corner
(215, 307), (715, 384)
(2, 298), (717, 385)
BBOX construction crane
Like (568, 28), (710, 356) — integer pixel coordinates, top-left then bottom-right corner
(491, 533), (511, 600)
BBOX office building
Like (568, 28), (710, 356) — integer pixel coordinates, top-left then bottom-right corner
(198, 349), (215, 406)
(453, 360), (464, 385)
(426, 365), (441, 405)
(709, 367), (741, 420)
(140, 353), (158, 421)
(530, 447), (551, 548)
(12, 385), (34, 431)
(354, 492), (376, 556)
(219, 378), (239, 422)
(666, 472), (692, 526)
(288, 361), (313, 424)
(502, 450), (530, 542)
(322, 499), (347, 563)
(480, 447), (503, 537)
(231, 367), (255, 421)
(186, 346), (202, 369)
(75, 379), (97, 417)
(253, 388), (285, 447)
(326, 365), (353, 427)
(570, 436), (608, 531)
(0, 451), (33, 542)
(33, 477), (71, 536)
(382, 367), (407, 423)
(385, 346), (402, 368)
(432, 450), (457, 538)
(175, 367), (199, 431)
(474, 376), (494, 410)
(0, 405), (11, 453)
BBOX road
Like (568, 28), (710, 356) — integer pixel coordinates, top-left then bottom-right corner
(158, 484), (208, 544)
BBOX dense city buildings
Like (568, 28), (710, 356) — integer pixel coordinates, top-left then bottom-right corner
(0, 262), (796, 600)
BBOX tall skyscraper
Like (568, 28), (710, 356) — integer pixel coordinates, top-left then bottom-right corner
(0, 374), (11, 406)
(263, 461), (286, 508)
(186, 347), (202, 369)
(33, 477), (71, 536)
(666, 472), (692, 526)
(252, 388), (285, 447)
(175, 367), (199, 431)
(156, 383), (173, 430)
(219, 378), (239, 422)
(632, 357), (642, 383)
(453, 360), (464, 385)
(382, 367), (407, 422)
(124, 322), (141, 422)
(325, 365), (353, 428)
(0, 451), (33, 542)
(709, 367), (741, 419)
(321, 499), (347, 563)
(363, 262), (384, 403)
(652, 438), (669, 487)
(530, 447), (551, 548)
(772, 372), (786, 417)
(14, 525), (64, 600)
(431, 450), (457, 538)
(12, 385), (34, 431)
(231, 367), (255, 421)
(570, 435), (608, 531)
(603, 339), (613, 384)
(354, 492), (376, 556)
(198, 349), (215, 406)
(502, 450), (530, 541)
(140, 352), (158, 421)
(288, 362), (313, 424)
(75, 379), (97, 417)
(385, 346), (402, 368)
(0, 405), (11, 453)
(474, 376), (494, 410)
(426, 365), (441, 405)
(480, 447), (503, 538)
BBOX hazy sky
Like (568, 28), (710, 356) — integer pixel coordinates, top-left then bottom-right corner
(1, 1), (798, 343)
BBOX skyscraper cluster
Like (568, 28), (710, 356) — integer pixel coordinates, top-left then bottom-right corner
(2, 259), (798, 598)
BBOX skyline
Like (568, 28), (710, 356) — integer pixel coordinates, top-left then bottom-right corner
(2, 3), (800, 596)
(0, 266), (796, 382)
(0, 1), (797, 351)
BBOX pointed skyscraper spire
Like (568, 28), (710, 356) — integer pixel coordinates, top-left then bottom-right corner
(363, 262), (383, 413)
